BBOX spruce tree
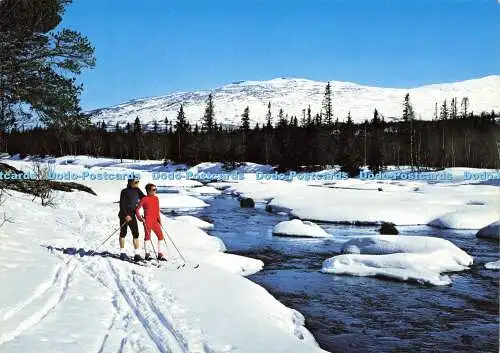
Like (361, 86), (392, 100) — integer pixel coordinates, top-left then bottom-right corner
(339, 112), (360, 177)
(202, 93), (215, 133)
(461, 97), (469, 118)
(402, 93), (415, 121)
(265, 102), (272, 129)
(367, 109), (384, 174)
(440, 100), (448, 120)
(175, 104), (190, 161)
(241, 106), (250, 132)
(322, 82), (333, 126)
(277, 108), (287, 128)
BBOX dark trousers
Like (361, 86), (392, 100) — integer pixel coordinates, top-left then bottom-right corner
(119, 216), (139, 239)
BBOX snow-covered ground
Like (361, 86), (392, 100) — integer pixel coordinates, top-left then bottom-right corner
(222, 168), (500, 228)
(0, 157), (326, 353)
(1, 155), (499, 350)
(272, 220), (331, 238)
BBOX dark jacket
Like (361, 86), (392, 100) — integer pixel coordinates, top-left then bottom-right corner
(118, 186), (145, 218)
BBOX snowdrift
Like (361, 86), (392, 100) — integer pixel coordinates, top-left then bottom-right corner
(272, 219), (331, 238)
(322, 235), (473, 285)
(0, 160), (326, 353)
(172, 215), (214, 230)
(428, 208), (500, 230)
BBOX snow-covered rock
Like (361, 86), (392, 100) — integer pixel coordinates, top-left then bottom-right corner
(322, 250), (472, 286)
(172, 215), (214, 230)
(323, 235), (473, 285)
(475, 220), (500, 240)
(272, 219), (331, 238)
(484, 260), (500, 270)
(428, 208), (500, 230)
(340, 235), (473, 266)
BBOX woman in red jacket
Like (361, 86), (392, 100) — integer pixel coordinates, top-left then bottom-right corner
(135, 183), (166, 261)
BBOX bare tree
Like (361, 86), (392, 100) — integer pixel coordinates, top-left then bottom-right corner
(0, 188), (14, 227)
(31, 160), (57, 207)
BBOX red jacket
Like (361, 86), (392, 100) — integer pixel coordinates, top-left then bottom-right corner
(135, 195), (161, 224)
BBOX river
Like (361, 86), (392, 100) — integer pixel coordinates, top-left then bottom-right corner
(164, 194), (499, 353)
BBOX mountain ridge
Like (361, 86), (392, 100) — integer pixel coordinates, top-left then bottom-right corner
(89, 75), (500, 127)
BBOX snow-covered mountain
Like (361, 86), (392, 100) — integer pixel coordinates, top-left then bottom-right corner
(89, 75), (500, 128)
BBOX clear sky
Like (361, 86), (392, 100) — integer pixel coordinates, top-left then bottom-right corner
(59, 0), (500, 110)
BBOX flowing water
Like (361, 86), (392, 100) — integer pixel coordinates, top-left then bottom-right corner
(163, 194), (499, 353)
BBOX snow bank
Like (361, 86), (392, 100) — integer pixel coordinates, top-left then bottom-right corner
(185, 185), (222, 195)
(156, 193), (209, 209)
(272, 219), (331, 238)
(224, 176), (500, 227)
(0, 159), (325, 353)
(172, 215), (214, 230)
(322, 250), (471, 285)
(341, 235), (473, 266)
(188, 161), (274, 175)
(322, 235), (473, 285)
(428, 208), (500, 230)
(476, 220), (500, 240)
(484, 260), (500, 270)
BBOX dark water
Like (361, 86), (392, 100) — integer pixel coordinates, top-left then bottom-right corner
(165, 195), (499, 353)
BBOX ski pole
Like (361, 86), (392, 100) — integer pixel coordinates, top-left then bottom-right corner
(90, 221), (127, 256)
(160, 223), (199, 269)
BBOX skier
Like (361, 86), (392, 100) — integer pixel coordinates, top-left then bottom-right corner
(118, 177), (145, 261)
(135, 183), (167, 261)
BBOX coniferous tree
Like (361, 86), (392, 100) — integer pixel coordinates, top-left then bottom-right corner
(440, 100), (448, 120)
(175, 104), (189, 161)
(277, 108), (287, 128)
(339, 112), (360, 177)
(133, 117), (144, 160)
(401, 93), (416, 167)
(461, 97), (469, 119)
(301, 109), (306, 127)
(0, 0), (95, 134)
(202, 93), (215, 133)
(265, 102), (272, 129)
(367, 109), (384, 174)
(450, 98), (458, 119)
(306, 105), (312, 127)
(322, 82), (333, 126)
(241, 106), (250, 132)
(402, 93), (415, 121)
(164, 116), (169, 133)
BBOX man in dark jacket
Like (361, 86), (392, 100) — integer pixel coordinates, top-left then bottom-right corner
(118, 177), (145, 261)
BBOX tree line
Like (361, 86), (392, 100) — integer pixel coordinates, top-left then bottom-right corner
(3, 88), (499, 175)
(1, 1), (498, 175)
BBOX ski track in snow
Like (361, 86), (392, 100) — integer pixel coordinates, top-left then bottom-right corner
(0, 258), (76, 346)
(1, 205), (216, 353)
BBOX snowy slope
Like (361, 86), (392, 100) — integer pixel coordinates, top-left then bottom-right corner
(89, 75), (500, 127)
(0, 160), (327, 353)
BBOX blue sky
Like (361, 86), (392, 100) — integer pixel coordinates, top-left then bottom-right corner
(60, 0), (500, 110)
